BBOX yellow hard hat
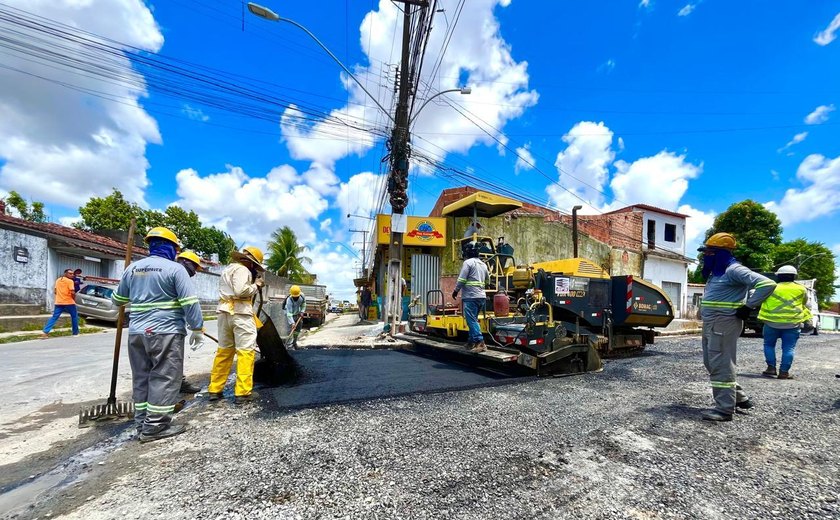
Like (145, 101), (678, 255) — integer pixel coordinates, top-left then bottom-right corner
(700, 232), (737, 251)
(231, 246), (265, 271)
(290, 285), (301, 297)
(176, 250), (204, 270)
(145, 226), (182, 249)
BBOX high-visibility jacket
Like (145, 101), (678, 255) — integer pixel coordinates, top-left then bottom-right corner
(758, 281), (812, 327)
(217, 263), (258, 315)
(700, 262), (776, 319)
(113, 255), (203, 335)
(455, 257), (489, 300)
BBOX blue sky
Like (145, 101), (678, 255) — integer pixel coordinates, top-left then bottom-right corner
(0, 1), (838, 298)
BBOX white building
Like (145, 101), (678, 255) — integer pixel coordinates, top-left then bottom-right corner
(607, 204), (692, 317)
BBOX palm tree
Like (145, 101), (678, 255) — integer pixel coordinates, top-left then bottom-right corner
(266, 226), (312, 282)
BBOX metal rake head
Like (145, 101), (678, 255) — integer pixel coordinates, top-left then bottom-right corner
(78, 401), (135, 428)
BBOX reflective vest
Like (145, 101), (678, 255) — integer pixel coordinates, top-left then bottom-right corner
(758, 282), (812, 324)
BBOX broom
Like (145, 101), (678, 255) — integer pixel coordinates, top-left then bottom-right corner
(79, 219), (136, 427)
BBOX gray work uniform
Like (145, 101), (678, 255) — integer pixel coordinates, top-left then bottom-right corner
(113, 256), (203, 432)
(455, 257), (490, 300)
(286, 294), (306, 348)
(700, 262), (775, 414)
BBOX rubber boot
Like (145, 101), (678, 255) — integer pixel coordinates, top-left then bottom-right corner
(777, 371), (794, 380)
(736, 399), (754, 410)
(180, 377), (201, 394)
(762, 365), (777, 377)
(464, 342), (475, 351)
(234, 349), (256, 399)
(701, 409), (733, 422)
(208, 348), (235, 394)
(139, 423), (186, 443)
(470, 341), (487, 353)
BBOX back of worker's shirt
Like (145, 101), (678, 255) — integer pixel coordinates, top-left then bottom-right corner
(701, 262), (775, 319)
(217, 263), (258, 315)
(456, 257), (489, 299)
(112, 256), (203, 335)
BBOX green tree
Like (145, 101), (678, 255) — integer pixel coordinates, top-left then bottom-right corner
(76, 188), (148, 232)
(772, 239), (836, 307)
(266, 226), (312, 282)
(191, 226), (236, 264)
(4, 191), (47, 222)
(702, 200), (783, 271)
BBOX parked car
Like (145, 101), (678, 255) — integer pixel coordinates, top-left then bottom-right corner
(76, 283), (129, 324)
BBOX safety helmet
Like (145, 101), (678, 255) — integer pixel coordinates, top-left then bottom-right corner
(231, 246), (265, 271)
(463, 241), (480, 259)
(776, 265), (797, 276)
(176, 250), (204, 271)
(145, 226), (182, 249)
(290, 285), (301, 297)
(699, 232), (737, 252)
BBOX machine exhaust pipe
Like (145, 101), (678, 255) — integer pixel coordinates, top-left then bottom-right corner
(572, 205), (582, 257)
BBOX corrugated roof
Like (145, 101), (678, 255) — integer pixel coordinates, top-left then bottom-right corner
(606, 204), (690, 219)
(0, 213), (147, 257)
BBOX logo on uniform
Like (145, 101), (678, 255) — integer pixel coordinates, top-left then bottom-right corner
(406, 220), (443, 241)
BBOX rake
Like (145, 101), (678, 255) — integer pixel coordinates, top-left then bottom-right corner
(79, 219), (136, 428)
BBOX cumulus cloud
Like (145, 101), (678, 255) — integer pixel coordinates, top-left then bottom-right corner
(804, 104), (835, 125)
(765, 153), (840, 226)
(814, 12), (840, 46)
(547, 121), (614, 211)
(610, 151), (702, 210)
(174, 164), (328, 247)
(306, 242), (360, 300)
(0, 0), (163, 209)
(677, 4), (696, 16)
(777, 131), (808, 153)
(514, 144), (535, 174)
(677, 204), (715, 255)
(320, 218), (333, 232)
(639, 0), (652, 8)
(336, 171), (386, 230)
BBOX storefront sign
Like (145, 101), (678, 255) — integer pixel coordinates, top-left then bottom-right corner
(377, 214), (446, 247)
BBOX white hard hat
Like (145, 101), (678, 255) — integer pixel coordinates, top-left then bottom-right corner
(776, 265), (797, 276)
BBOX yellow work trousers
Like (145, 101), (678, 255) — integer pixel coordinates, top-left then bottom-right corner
(208, 313), (258, 397)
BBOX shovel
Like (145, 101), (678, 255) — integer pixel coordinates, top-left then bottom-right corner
(79, 219), (136, 427)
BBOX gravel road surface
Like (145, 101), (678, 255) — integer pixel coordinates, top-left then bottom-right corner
(4, 333), (839, 520)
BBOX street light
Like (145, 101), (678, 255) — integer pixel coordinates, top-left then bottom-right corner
(409, 87), (471, 126)
(247, 2), (395, 123)
(347, 213), (375, 220)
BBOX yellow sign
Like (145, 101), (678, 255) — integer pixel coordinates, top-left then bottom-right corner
(376, 214), (447, 247)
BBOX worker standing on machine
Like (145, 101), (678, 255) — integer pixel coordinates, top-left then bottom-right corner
(207, 247), (265, 404)
(698, 232), (776, 422)
(285, 285), (306, 349)
(452, 242), (490, 353)
(112, 227), (204, 442)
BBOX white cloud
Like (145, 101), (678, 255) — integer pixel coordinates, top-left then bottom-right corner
(174, 164), (328, 248)
(677, 4), (696, 16)
(59, 215), (82, 227)
(804, 104), (835, 125)
(336, 171), (386, 229)
(771, 169), (780, 181)
(182, 105), (209, 122)
(514, 144), (535, 174)
(320, 218), (333, 232)
(306, 242), (360, 301)
(814, 12), (840, 46)
(639, 0), (652, 8)
(765, 153), (840, 225)
(610, 151), (702, 211)
(280, 105), (377, 167)
(677, 204), (715, 256)
(598, 59), (616, 74)
(547, 121), (614, 211)
(777, 131), (808, 153)
(0, 0), (163, 209)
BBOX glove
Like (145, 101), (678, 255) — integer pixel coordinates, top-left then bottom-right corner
(734, 305), (752, 321)
(255, 277), (265, 288)
(189, 329), (205, 351)
(452, 290), (459, 299)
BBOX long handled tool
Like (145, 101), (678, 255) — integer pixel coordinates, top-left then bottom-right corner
(79, 219), (136, 427)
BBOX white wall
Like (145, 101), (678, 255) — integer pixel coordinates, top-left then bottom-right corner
(644, 256), (687, 317)
(0, 228), (49, 306)
(642, 211), (686, 256)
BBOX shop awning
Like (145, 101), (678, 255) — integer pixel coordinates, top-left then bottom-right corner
(441, 191), (523, 218)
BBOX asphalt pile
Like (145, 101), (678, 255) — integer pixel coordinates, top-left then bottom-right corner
(23, 334), (840, 519)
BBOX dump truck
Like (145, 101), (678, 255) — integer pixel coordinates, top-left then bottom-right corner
(405, 191), (674, 376)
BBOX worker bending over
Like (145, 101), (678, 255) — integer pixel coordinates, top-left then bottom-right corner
(175, 250), (205, 394)
(208, 247), (265, 404)
(758, 265), (811, 380)
(452, 242), (490, 353)
(698, 233), (775, 422)
(112, 227), (203, 442)
(285, 285), (306, 349)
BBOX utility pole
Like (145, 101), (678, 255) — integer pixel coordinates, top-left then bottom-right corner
(349, 229), (368, 277)
(385, 0), (426, 335)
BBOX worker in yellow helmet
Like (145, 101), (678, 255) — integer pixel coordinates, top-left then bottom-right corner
(175, 250), (205, 394)
(207, 246), (265, 404)
(112, 227), (203, 442)
(284, 285), (306, 349)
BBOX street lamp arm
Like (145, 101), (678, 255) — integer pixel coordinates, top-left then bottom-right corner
(247, 3), (395, 123)
(409, 87), (470, 126)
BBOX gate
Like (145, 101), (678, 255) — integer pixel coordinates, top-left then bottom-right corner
(410, 254), (440, 316)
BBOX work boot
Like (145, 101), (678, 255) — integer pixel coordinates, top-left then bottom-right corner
(464, 342), (475, 351)
(736, 399), (754, 410)
(206, 392), (223, 401)
(139, 423), (186, 443)
(234, 394), (254, 405)
(777, 372), (794, 380)
(470, 341), (487, 353)
(701, 409), (733, 422)
(180, 378), (201, 394)
(762, 365), (777, 377)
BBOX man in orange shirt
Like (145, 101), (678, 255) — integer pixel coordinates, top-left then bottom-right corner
(41, 269), (80, 337)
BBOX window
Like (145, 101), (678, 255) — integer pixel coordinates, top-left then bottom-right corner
(664, 223), (677, 243)
(80, 284), (113, 299)
(646, 220), (656, 249)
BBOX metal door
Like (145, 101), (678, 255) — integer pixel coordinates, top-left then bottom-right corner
(55, 254), (106, 280)
(410, 254), (440, 316)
